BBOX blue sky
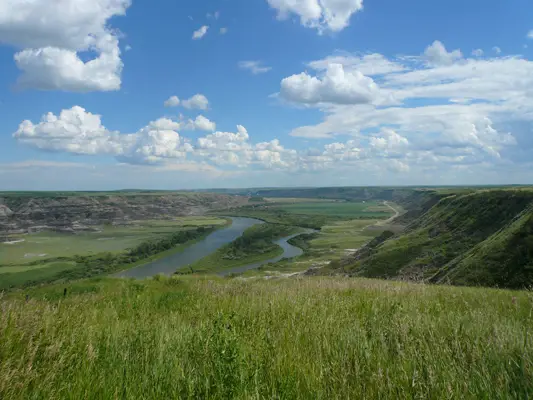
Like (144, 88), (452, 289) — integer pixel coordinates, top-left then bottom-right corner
(1, 0), (533, 190)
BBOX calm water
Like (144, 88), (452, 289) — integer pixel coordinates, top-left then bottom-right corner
(115, 217), (312, 279)
(115, 217), (263, 279)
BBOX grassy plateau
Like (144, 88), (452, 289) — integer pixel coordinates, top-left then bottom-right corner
(1, 276), (531, 399)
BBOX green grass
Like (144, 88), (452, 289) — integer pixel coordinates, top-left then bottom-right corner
(341, 190), (533, 288)
(0, 261), (78, 289)
(0, 262), (70, 274)
(277, 201), (393, 218)
(190, 247), (285, 273)
(1, 217), (227, 265)
(1, 276), (532, 398)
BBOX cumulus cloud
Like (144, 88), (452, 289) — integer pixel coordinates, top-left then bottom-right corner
(266, 0), (364, 33)
(0, 0), (130, 91)
(424, 40), (463, 66)
(280, 40), (533, 173)
(192, 25), (209, 40)
(280, 63), (379, 105)
(182, 94), (209, 110)
(164, 96), (180, 107)
(493, 46), (502, 54)
(13, 107), (192, 164)
(14, 106), (123, 155)
(15, 42), (122, 92)
(369, 129), (409, 153)
(471, 49), (484, 57)
(185, 115), (216, 132)
(238, 60), (272, 74)
(15, 37), (533, 179)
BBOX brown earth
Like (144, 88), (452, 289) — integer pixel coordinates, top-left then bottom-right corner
(0, 193), (247, 238)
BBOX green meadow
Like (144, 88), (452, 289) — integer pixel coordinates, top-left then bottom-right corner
(1, 276), (531, 399)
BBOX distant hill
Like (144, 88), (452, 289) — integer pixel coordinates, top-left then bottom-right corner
(332, 189), (533, 289)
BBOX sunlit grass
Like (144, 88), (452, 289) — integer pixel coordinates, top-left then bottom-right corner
(2, 276), (531, 398)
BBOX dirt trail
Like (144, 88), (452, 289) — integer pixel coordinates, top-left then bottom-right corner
(379, 201), (401, 225)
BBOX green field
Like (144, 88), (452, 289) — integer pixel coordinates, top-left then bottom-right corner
(247, 219), (386, 276)
(0, 217), (227, 290)
(277, 201), (394, 218)
(1, 276), (531, 398)
(1, 217), (226, 265)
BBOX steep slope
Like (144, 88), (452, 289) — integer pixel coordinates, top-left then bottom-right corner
(432, 205), (533, 288)
(339, 190), (533, 288)
(0, 192), (247, 237)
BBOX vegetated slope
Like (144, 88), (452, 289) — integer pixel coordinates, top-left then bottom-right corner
(432, 205), (533, 288)
(338, 190), (533, 288)
(0, 192), (247, 237)
(1, 277), (531, 398)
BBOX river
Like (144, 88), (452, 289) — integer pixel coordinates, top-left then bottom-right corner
(115, 217), (311, 279)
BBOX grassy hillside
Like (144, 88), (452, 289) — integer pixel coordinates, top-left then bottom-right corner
(1, 277), (532, 399)
(433, 206), (533, 287)
(336, 190), (533, 288)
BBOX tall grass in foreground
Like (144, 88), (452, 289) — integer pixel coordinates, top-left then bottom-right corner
(1, 276), (532, 399)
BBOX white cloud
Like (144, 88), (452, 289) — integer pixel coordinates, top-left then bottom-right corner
(388, 159), (410, 173)
(13, 107), (190, 164)
(182, 94), (209, 110)
(278, 40), (533, 175)
(369, 128), (409, 153)
(308, 53), (406, 76)
(238, 60), (272, 74)
(15, 42), (122, 92)
(280, 63), (379, 105)
(125, 45), (132, 52)
(266, 0), (364, 33)
(15, 38), (533, 183)
(164, 96), (181, 107)
(0, 0), (130, 91)
(14, 106), (122, 155)
(493, 46), (502, 54)
(527, 30), (533, 40)
(12, 108), (297, 171)
(220, 27), (228, 35)
(185, 115), (216, 132)
(424, 40), (463, 66)
(472, 49), (484, 57)
(192, 25), (209, 40)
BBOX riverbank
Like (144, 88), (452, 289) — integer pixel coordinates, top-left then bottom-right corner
(116, 217), (265, 279)
(187, 223), (301, 274)
(0, 218), (230, 291)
